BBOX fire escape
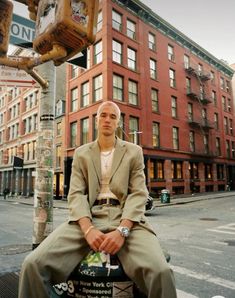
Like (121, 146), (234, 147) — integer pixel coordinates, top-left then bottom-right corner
(185, 63), (215, 157)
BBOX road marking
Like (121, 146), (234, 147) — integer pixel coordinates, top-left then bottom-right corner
(177, 289), (199, 298)
(171, 265), (235, 290)
(189, 245), (222, 254)
(207, 223), (235, 235)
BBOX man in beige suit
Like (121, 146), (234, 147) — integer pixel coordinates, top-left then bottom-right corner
(18, 101), (177, 298)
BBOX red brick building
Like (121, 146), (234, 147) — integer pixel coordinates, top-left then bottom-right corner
(63, 0), (235, 198)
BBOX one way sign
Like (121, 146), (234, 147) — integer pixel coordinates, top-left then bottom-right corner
(10, 14), (35, 47)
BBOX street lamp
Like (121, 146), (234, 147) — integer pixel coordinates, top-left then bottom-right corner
(129, 130), (142, 145)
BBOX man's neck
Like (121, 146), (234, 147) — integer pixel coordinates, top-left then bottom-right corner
(98, 136), (116, 151)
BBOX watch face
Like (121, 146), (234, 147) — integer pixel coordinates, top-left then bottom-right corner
(117, 226), (130, 237)
(122, 227), (129, 237)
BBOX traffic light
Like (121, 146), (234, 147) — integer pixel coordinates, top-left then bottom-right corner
(33, 0), (99, 65)
(0, 0), (13, 56)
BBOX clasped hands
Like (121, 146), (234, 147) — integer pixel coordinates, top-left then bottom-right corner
(85, 228), (125, 255)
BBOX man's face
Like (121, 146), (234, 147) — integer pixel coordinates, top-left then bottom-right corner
(97, 105), (119, 136)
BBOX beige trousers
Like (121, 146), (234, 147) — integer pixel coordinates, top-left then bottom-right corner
(18, 206), (177, 298)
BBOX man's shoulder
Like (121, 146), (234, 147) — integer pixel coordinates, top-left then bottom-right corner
(74, 141), (96, 154)
(117, 138), (142, 151)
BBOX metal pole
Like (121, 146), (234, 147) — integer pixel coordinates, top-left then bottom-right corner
(32, 61), (55, 249)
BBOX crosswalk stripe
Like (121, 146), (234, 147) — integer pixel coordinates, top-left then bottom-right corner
(171, 265), (235, 290)
(177, 289), (199, 298)
(207, 223), (235, 235)
(207, 229), (235, 235)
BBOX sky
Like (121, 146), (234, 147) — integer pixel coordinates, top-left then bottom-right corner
(143, 0), (235, 65)
(11, 0), (235, 65)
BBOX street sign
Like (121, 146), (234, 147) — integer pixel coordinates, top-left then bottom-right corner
(0, 63), (37, 87)
(10, 13), (35, 47)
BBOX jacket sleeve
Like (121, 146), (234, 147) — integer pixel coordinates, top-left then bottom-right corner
(67, 150), (92, 222)
(121, 146), (148, 222)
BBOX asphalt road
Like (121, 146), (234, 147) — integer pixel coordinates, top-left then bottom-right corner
(0, 195), (235, 298)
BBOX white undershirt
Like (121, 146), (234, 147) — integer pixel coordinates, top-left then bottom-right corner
(97, 148), (118, 200)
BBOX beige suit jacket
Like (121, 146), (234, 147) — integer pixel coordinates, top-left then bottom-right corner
(67, 137), (152, 230)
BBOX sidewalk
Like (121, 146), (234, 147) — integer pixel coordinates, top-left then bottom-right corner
(2, 190), (235, 209)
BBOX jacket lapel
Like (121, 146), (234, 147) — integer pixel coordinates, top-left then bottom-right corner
(110, 138), (126, 179)
(90, 141), (102, 184)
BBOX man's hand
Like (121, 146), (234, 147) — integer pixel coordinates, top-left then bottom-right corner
(85, 228), (105, 252)
(98, 230), (125, 255)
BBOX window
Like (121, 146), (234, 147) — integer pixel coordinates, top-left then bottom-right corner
(198, 64), (203, 75)
(226, 140), (230, 158)
(127, 47), (136, 71)
(232, 142), (235, 158)
(224, 117), (229, 134)
(81, 81), (89, 107)
(189, 162), (199, 179)
(113, 74), (123, 101)
(229, 119), (233, 135)
(205, 163), (212, 179)
(220, 77), (225, 90)
(97, 10), (102, 31)
(203, 135), (209, 154)
(202, 108), (207, 126)
(56, 122), (62, 136)
(199, 84), (204, 100)
(112, 40), (122, 64)
(211, 71), (215, 84)
(127, 19), (136, 39)
(93, 74), (102, 102)
(168, 45), (174, 61)
(71, 88), (78, 112)
(81, 118), (89, 145)
(169, 69), (176, 88)
(172, 127), (179, 150)
(71, 65), (78, 79)
(87, 48), (90, 69)
(171, 96), (177, 118)
(189, 131), (195, 152)
(148, 32), (156, 50)
(94, 40), (102, 64)
(212, 90), (217, 106)
(186, 77), (191, 93)
(171, 161), (182, 179)
(116, 114), (124, 140)
(93, 114), (98, 141)
(150, 59), (157, 79)
(216, 138), (221, 156)
(214, 113), (219, 130)
(226, 80), (230, 93)
(184, 54), (190, 69)
(56, 145), (61, 168)
(227, 98), (231, 112)
(152, 122), (160, 147)
(70, 122), (77, 148)
(112, 10), (122, 31)
(151, 89), (159, 112)
(222, 96), (226, 111)
(217, 164), (224, 180)
(129, 117), (139, 144)
(128, 80), (138, 105)
(150, 159), (164, 180)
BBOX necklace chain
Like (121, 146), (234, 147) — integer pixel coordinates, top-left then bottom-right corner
(101, 150), (112, 157)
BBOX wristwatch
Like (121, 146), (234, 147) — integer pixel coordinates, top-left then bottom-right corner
(116, 226), (130, 238)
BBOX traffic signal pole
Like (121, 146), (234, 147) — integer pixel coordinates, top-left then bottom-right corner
(32, 61), (55, 249)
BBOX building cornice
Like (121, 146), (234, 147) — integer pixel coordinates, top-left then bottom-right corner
(113, 0), (234, 78)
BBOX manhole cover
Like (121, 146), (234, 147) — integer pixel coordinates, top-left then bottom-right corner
(224, 240), (235, 246)
(199, 218), (218, 221)
(0, 244), (31, 255)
